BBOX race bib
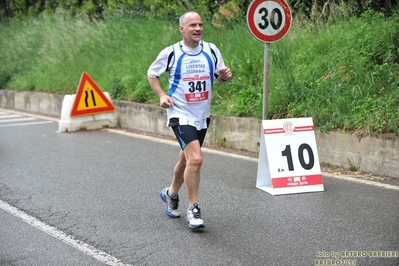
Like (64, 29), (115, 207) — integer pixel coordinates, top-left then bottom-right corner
(182, 74), (211, 103)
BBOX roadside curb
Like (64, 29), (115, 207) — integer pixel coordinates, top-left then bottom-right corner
(1, 90), (398, 179)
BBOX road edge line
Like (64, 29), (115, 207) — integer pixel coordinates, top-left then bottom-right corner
(0, 199), (131, 266)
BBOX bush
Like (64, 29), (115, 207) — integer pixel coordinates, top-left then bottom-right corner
(1, 6), (398, 135)
(267, 10), (399, 133)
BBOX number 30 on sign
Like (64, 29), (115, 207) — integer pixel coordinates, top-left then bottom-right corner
(247, 0), (292, 43)
(256, 117), (324, 195)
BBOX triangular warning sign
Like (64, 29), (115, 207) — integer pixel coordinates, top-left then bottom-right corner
(70, 72), (115, 117)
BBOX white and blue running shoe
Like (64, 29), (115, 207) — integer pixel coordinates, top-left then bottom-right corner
(186, 203), (205, 229)
(160, 187), (180, 218)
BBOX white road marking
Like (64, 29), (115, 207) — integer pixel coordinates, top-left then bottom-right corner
(0, 199), (132, 266)
(0, 121), (54, 127)
(0, 109), (59, 122)
(106, 128), (399, 192)
(0, 117), (36, 123)
(0, 109), (56, 127)
(0, 114), (23, 119)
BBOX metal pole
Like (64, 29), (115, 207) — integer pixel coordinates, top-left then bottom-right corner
(263, 43), (270, 120)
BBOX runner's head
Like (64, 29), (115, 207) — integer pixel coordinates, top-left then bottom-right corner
(179, 12), (203, 48)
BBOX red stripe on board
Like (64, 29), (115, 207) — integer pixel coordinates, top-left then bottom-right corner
(263, 125), (314, 135)
(294, 125), (314, 132)
(272, 174), (323, 188)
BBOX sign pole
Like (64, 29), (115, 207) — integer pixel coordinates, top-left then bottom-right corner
(246, 0), (292, 120)
(247, 0), (326, 196)
(263, 43), (270, 120)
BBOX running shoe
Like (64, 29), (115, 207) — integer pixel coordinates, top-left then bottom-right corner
(159, 187), (180, 218)
(186, 203), (205, 229)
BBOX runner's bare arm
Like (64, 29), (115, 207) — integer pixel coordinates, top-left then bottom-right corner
(147, 75), (174, 108)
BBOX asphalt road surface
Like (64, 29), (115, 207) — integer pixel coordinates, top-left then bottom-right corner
(1, 109), (398, 266)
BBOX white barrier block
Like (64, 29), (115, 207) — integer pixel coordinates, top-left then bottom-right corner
(58, 93), (117, 132)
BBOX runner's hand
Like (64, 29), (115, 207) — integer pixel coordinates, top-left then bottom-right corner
(160, 95), (173, 108)
(219, 67), (232, 82)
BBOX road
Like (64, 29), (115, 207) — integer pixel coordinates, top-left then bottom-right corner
(1, 108), (398, 266)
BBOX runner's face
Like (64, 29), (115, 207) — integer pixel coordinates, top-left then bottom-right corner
(180, 13), (203, 48)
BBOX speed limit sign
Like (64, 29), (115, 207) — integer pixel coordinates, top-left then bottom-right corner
(247, 0), (292, 43)
(257, 117), (324, 195)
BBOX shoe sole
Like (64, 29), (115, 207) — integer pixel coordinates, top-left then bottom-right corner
(186, 217), (205, 229)
(188, 223), (205, 230)
(159, 190), (180, 218)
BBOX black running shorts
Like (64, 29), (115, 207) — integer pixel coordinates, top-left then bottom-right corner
(170, 118), (210, 149)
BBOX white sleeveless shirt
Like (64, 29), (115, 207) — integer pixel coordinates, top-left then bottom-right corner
(148, 40), (225, 130)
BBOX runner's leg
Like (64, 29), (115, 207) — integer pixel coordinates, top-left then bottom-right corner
(182, 140), (202, 204)
(170, 150), (186, 194)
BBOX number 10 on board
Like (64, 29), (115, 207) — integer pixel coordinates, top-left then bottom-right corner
(256, 117), (324, 195)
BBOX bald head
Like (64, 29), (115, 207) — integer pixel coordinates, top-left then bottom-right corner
(179, 11), (200, 27)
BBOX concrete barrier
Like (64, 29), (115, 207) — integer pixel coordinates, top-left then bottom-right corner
(0, 90), (64, 117)
(1, 89), (398, 178)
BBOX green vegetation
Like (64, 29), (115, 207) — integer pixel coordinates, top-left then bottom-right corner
(1, 3), (398, 135)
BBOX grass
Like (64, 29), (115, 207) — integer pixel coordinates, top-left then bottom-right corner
(1, 8), (398, 134)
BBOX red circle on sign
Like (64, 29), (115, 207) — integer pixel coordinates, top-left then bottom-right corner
(247, 0), (292, 43)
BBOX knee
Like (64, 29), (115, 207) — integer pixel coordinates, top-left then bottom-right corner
(188, 155), (203, 168)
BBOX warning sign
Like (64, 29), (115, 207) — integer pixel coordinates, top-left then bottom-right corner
(70, 72), (115, 117)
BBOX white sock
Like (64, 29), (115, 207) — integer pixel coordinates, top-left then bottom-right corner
(167, 189), (178, 199)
